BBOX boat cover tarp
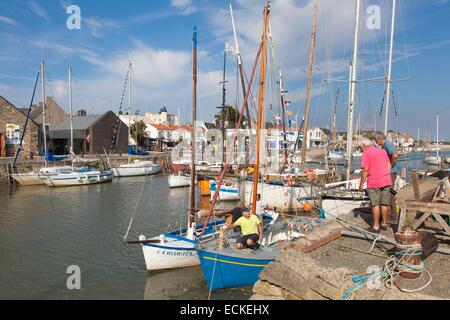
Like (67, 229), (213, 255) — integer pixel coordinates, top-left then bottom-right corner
(128, 145), (149, 156)
(45, 150), (68, 162)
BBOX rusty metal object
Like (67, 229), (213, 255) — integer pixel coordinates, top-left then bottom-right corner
(394, 226), (423, 279)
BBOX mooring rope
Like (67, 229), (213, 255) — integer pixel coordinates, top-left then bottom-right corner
(342, 243), (432, 299)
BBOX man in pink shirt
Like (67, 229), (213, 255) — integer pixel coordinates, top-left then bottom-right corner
(358, 138), (392, 233)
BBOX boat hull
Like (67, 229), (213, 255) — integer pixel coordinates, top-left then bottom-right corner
(12, 166), (73, 186)
(168, 174), (192, 188)
(45, 171), (114, 187)
(210, 181), (240, 201)
(423, 156), (441, 165)
(243, 180), (315, 210)
(196, 249), (273, 290)
(113, 164), (161, 177)
(141, 237), (199, 270)
(11, 173), (45, 186)
(139, 221), (225, 271)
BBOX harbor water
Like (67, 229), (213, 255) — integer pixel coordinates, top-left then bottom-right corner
(0, 175), (250, 299)
(0, 151), (447, 299)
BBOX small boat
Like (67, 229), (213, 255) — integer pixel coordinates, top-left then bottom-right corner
(424, 115), (441, 166)
(168, 173), (193, 188)
(207, 163), (223, 172)
(320, 179), (369, 218)
(423, 156), (442, 166)
(209, 180), (240, 201)
(113, 160), (161, 177)
(171, 159), (191, 172)
(44, 168), (114, 187)
(12, 166), (73, 186)
(196, 214), (312, 290)
(328, 149), (345, 160)
(138, 220), (224, 271)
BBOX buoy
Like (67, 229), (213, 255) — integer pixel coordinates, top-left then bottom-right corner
(303, 202), (313, 212)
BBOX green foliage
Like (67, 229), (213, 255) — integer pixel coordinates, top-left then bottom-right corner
(214, 105), (246, 128)
(130, 120), (146, 145)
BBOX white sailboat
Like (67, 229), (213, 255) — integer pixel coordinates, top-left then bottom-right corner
(168, 172), (193, 188)
(113, 62), (161, 177)
(12, 57), (72, 185)
(44, 65), (114, 187)
(424, 114), (442, 165)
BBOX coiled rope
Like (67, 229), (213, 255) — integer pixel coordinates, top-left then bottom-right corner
(342, 243), (432, 300)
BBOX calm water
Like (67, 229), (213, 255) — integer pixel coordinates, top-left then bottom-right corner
(0, 151), (447, 299)
(0, 175), (250, 300)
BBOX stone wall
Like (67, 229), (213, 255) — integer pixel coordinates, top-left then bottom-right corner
(0, 96), (39, 158)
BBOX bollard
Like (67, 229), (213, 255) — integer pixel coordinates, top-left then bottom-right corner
(394, 225), (423, 279)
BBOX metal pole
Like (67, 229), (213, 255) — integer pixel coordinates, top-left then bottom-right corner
(68, 65), (74, 156)
(230, 4), (251, 129)
(41, 58), (48, 167)
(300, 0), (318, 171)
(384, 0), (396, 135)
(346, 0), (361, 182)
(189, 27), (198, 226)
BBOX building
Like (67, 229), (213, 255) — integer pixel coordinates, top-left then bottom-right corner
(144, 107), (179, 125)
(0, 96), (39, 158)
(49, 111), (128, 155)
(30, 97), (69, 131)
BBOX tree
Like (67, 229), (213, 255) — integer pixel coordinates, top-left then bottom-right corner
(214, 105), (246, 128)
(130, 120), (146, 145)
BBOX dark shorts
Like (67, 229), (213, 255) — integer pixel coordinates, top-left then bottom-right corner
(367, 187), (391, 207)
(237, 234), (259, 248)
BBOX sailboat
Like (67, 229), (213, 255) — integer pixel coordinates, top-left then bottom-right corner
(424, 114), (442, 165)
(132, 27), (225, 271)
(168, 109), (192, 188)
(196, 3), (307, 291)
(12, 58), (72, 186)
(44, 65), (114, 187)
(112, 62), (161, 177)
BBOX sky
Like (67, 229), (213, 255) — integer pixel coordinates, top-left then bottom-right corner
(0, 0), (449, 140)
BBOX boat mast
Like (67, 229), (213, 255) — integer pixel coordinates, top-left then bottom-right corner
(251, 3), (269, 215)
(217, 45), (227, 170)
(436, 114), (439, 158)
(332, 88), (339, 145)
(41, 56), (48, 167)
(230, 4), (251, 129)
(384, 0), (397, 135)
(189, 27), (198, 227)
(346, 0), (361, 182)
(68, 65), (74, 156)
(299, 0), (318, 172)
(279, 70), (289, 164)
(128, 62), (132, 148)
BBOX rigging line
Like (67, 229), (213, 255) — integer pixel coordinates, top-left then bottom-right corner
(110, 67), (130, 154)
(12, 68), (40, 171)
(398, 0), (411, 78)
(123, 176), (147, 243)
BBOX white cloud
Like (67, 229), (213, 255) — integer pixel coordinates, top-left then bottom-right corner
(170, 0), (196, 15)
(29, 1), (49, 20)
(84, 17), (120, 37)
(0, 16), (19, 26)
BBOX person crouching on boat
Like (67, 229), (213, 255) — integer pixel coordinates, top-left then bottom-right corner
(224, 207), (263, 249)
(358, 138), (392, 233)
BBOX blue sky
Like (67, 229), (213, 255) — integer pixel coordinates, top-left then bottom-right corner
(0, 0), (449, 140)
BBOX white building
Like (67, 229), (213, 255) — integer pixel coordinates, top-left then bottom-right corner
(144, 107), (179, 125)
